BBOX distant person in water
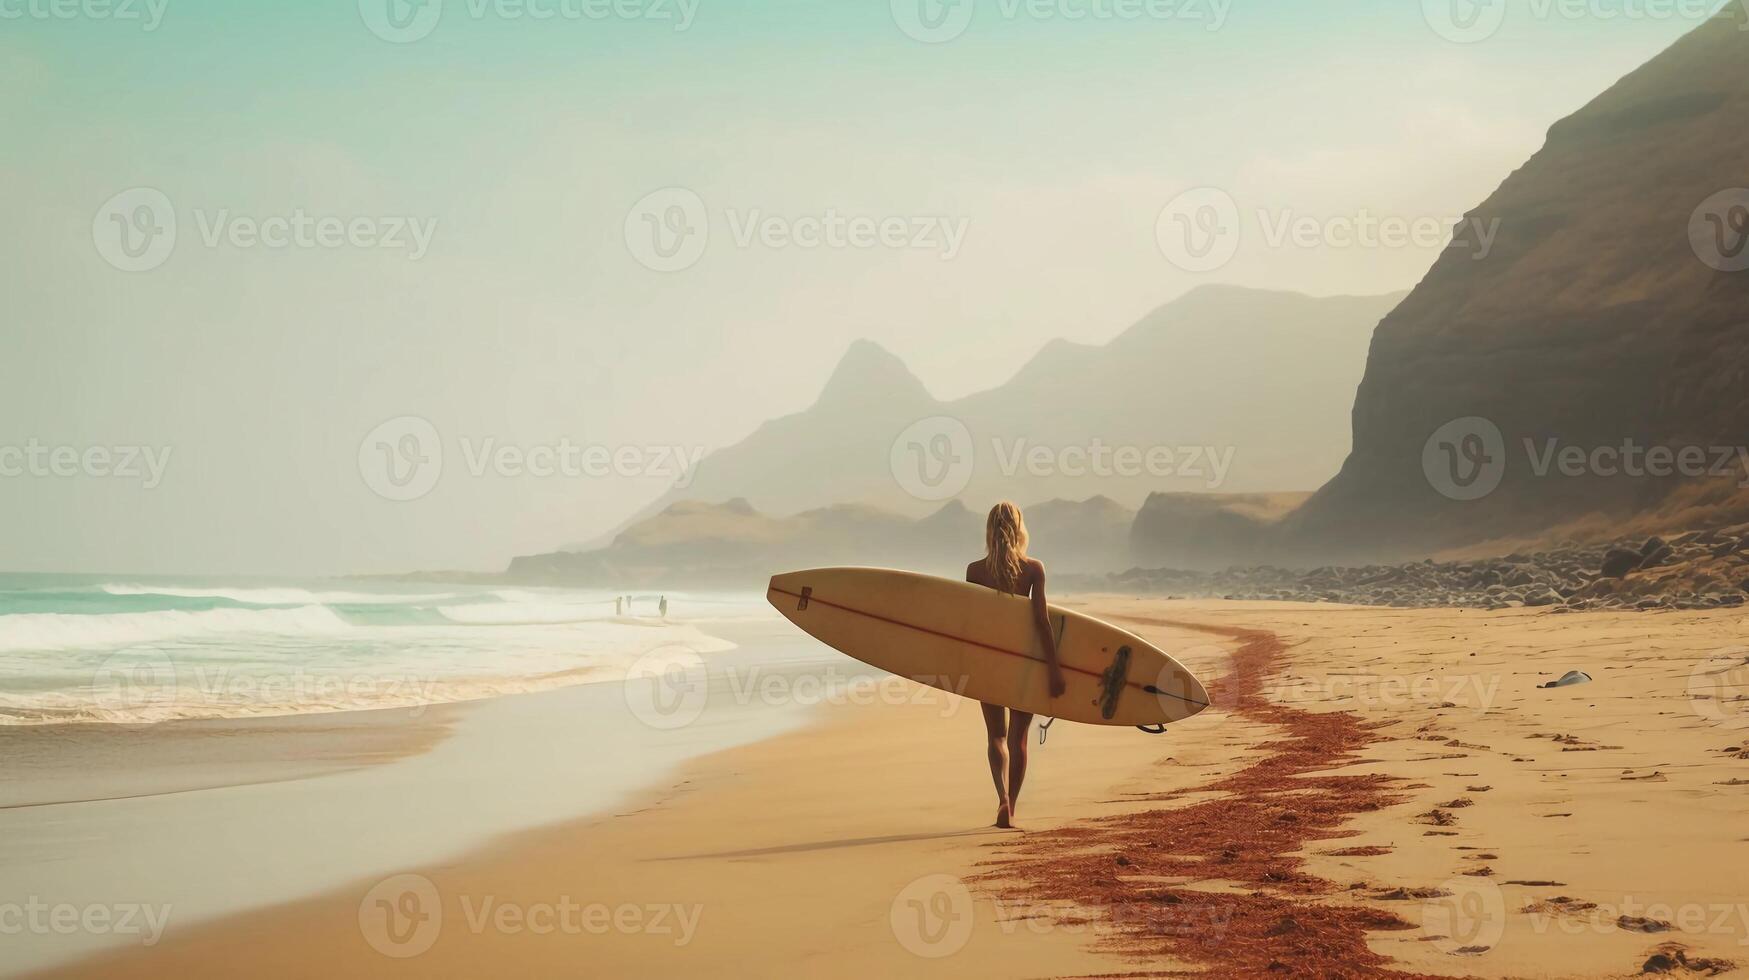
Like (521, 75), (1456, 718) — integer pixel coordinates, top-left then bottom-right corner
(615, 596), (624, 616)
(966, 501), (1066, 829)
(659, 595), (668, 618)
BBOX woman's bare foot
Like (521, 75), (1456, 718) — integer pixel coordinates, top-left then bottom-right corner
(995, 799), (1014, 829)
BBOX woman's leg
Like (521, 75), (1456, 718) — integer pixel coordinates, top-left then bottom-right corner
(980, 702), (1012, 828)
(1006, 710), (1034, 816)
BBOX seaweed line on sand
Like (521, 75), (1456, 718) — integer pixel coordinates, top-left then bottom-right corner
(978, 619), (1449, 979)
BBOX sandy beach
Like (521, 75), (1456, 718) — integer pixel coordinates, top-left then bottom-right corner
(18, 599), (1749, 979)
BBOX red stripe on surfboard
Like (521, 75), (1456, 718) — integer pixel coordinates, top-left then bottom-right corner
(767, 585), (1208, 708)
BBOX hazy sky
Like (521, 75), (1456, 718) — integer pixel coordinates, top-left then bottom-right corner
(1, 0), (1721, 575)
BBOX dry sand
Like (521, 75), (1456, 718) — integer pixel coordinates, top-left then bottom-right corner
(32, 600), (1749, 979)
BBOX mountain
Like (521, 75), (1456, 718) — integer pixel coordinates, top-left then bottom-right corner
(1024, 495), (1136, 572)
(510, 495), (1140, 587)
(1280, 10), (1749, 561)
(1130, 492), (1310, 570)
(511, 499), (970, 587)
(630, 286), (1404, 527)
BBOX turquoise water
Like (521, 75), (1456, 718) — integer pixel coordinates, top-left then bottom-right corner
(0, 575), (768, 725)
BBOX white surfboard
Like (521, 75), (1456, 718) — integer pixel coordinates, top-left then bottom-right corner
(767, 567), (1209, 728)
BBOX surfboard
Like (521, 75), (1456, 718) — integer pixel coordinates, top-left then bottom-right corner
(766, 567), (1209, 729)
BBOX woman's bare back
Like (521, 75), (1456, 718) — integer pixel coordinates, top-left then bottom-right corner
(965, 556), (1041, 596)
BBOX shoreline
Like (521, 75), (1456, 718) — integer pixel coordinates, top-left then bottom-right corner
(20, 598), (1749, 978)
(0, 616), (827, 976)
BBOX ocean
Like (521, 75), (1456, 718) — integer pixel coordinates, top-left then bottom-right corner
(0, 574), (768, 725)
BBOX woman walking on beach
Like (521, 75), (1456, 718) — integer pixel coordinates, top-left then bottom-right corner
(967, 501), (1067, 828)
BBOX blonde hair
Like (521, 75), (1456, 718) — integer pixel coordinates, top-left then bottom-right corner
(984, 501), (1029, 595)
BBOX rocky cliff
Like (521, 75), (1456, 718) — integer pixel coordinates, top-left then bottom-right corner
(1283, 11), (1749, 561)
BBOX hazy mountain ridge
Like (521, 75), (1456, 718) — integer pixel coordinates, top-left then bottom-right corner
(614, 285), (1405, 532)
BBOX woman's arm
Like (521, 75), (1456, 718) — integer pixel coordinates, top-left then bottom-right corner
(1029, 561), (1067, 698)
